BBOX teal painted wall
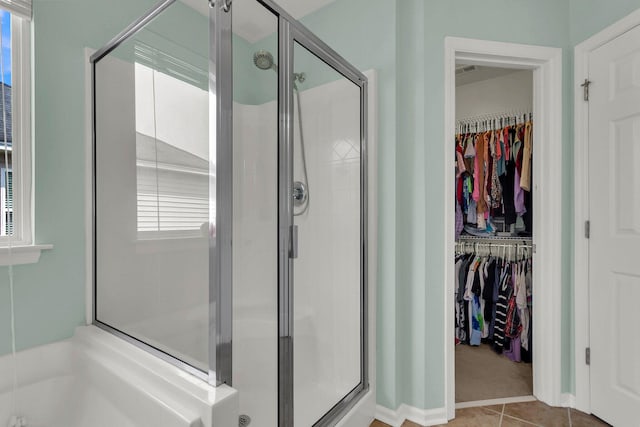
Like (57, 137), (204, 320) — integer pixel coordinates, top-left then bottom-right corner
(570, 0), (640, 44)
(3, 0), (640, 415)
(0, 0), (211, 356)
(234, 33), (273, 105)
(395, 0), (427, 408)
(303, 0), (574, 410)
(420, 0), (573, 407)
(288, 0), (640, 410)
(0, 0), (155, 356)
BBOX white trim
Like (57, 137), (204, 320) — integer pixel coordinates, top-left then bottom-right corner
(559, 393), (576, 408)
(335, 391), (375, 427)
(0, 243), (51, 265)
(84, 47), (94, 325)
(573, 37), (591, 416)
(455, 396), (536, 409)
(374, 405), (398, 426)
(444, 37), (563, 421)
(572, 7), (640, 415)
(375, 404), (447, 427)
(0, 14), (33, 247)
(0, 0), (31, 21)
(0, 15), (52, 264)
(13, 15), (32, 245)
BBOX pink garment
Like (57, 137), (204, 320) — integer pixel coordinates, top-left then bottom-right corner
(476, 133), (488, 213)
(472, 137), (480, 203)
(514, 168), (527, 216)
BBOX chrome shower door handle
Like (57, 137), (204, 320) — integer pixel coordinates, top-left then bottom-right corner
(290, 225), (298, 259)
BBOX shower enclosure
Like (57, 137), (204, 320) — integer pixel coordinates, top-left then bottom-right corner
(92, 0), (369, 425)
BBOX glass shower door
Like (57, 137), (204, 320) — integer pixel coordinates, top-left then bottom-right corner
(226, 3), (369, 421)
(93, 0), (217, 378)
(92, 0), (369, 424)
(289, 38), (367, 426)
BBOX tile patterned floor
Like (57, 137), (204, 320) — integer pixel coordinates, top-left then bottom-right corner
(371, 400), (611, 426)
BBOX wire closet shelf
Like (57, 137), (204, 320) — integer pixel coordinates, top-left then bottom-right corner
(457, 110), (533, 133)
(455, 240), (533, 261)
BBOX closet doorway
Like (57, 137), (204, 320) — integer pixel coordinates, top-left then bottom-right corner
(454, 65), (534, 404)
(444, 38), (563, 421)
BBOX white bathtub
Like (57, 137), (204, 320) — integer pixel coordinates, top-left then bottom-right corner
(0, 326), (238, 427)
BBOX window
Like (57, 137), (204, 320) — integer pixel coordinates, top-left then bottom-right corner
(1, 168), (13, 235)
(133, 54), (210, 240)
(0, 2), (32, 247)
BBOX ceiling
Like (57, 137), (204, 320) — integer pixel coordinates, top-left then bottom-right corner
(455, 64), (522, 87)
(180, 0), (338, 43)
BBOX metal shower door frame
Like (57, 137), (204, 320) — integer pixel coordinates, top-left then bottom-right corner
(268, 1), (370, 425)
(90, 0), (233, 387)
(91, 0), (368, 423)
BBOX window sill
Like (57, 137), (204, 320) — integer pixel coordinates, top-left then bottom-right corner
(0, 244), (53, 266)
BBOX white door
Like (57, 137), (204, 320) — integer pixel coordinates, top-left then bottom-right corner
(588, 23), (640, 427)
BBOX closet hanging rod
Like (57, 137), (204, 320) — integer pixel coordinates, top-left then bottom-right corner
(457, 111), (533, 129)
(457, 110), (533, 121)
(457, 235), (533, 242)
(455, 243), (535, 262)
(456, 117), (532, 130)
(455, 242), (534, 250)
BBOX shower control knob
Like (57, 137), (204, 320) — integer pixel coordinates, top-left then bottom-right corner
(293, 181), (308, 207)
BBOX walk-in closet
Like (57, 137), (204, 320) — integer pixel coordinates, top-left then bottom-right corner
(454, 64), (534, 404)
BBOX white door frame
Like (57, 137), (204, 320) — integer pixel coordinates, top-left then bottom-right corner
(444, 37), (563, 420)
(573, 7), (640, 415)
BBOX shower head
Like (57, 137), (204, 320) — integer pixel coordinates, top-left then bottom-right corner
(253, 50), (305, 86)
(253, 50), (276, 71)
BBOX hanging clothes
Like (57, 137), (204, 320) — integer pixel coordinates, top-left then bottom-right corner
(455, 117), (533, 237)
(454, 245), (533, 364)
(520, 121), (533, 191)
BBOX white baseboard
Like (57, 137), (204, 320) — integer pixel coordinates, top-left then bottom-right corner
(455, 395), (536, 409)
(375, 404), (447, 426)
(376, 395), (576, 426)
(559, 393), (576, 408)
(374, 405), (399, 426)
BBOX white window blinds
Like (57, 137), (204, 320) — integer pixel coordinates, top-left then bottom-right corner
(0, 0), (31, 21)
(136, 164), (209, 234)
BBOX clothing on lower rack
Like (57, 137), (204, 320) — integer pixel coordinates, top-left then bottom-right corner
(454, 251), (533, 363)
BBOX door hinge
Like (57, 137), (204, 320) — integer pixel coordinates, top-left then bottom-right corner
(585, 347), (591, 365)
(585, 220), (590, 239)
(209, 0), (232, 12)
(581, 79), (591, 101)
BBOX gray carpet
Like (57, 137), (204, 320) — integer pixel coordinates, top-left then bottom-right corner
(455, 343), (532, 403)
